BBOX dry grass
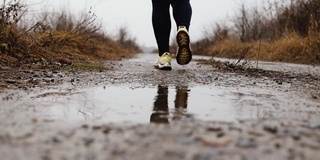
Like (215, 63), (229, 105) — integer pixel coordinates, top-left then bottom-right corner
(192, 0), (320, 65)
(0, 1), (140, 68)
(208, 32), (320, 65)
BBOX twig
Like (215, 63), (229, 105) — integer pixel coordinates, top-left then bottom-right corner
(235, 47), (250, 65)
(256, 34), (262, 69)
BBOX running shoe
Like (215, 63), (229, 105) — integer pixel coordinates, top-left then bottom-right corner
(154, 52), (172, 70)
(176, 26), (192, 65)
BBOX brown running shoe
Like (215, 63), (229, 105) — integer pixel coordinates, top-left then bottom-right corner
(176, 26), (192, 65)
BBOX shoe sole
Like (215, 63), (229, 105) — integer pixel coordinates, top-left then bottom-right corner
(176, 30), (192, 65)
(154, 64), (172, 70)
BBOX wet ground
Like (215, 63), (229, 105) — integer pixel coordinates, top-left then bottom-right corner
(0, 53), (320, 160)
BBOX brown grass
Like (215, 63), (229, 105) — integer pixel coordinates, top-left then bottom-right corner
(0, 1), (140, 68)
(207, 32), (320, 65)
(192, 0), (320, 65)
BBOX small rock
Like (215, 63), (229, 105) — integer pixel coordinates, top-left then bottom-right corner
(83, 138), (94, 147)
(263, 124), (278, 134)
(207, 126), (222, 132)
(5, 79), (16, 84)
(197, 135), (232, 147)
(81, 124), (89, 129)
(236, 138), (257, 149)
(308, 122), (320, 129)
(311, 94), (318, 99)
(301, 139), (320, 150)
(43, 78), (54, 83)
(217, 132), (225, 138)
(192, 152), (213, 160)
(275, 142), (282, 148)
(248, 129), (264, 137)
(28, 78), (39, 84)
(92, 126), (102, 130)
(164, 150), (186, 159)
(292, 133), (301, 141)
(46, 72), (53, 78)
(33, 73), (40, 78)
(52, 137), (61, 143)
(103, 128), (110, 134)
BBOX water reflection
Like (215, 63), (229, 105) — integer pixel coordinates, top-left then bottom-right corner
(150, 85), (191, 123)
(5, 85), (292, 124)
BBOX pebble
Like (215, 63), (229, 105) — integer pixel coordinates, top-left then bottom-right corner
(263, 124), (278, 134)
(206, 126), (222, 132)
(43, 78), (54, 83)
(308, 122), (320, 129)
(301, 139), (320, 150)
(5, 79), (16, 84)
(236, 138), (257, 149)
(192, 152), (214, 160)
(164, 150), (186, 159)
(83, 137), (94, 147)
(197, 135), (232, 147)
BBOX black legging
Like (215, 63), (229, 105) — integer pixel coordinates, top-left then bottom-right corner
(152, 0), (192, 56)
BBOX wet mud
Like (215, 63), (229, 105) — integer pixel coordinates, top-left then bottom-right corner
(0, 53), (320, 160)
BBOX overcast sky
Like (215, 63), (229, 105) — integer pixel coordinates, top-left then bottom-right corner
(24, 0), (261, 47)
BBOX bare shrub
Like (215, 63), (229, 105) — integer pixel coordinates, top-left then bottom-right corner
(232, 0), (320, 42)
(0, 1), (140, 67)
(191, 23), (230, 55)
(233, 4), (258, 42)
(275, 0), (320, 37)
(116, 26), (141, 52)
(0, 0), (28, 56)
(193, 0), (320, 65)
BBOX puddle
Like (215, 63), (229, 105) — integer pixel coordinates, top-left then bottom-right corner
(1, 85), (286, 124)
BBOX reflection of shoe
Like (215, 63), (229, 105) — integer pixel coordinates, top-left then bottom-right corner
(175, 86), (189, 109)
(176, 26), (192, 65)
(150, 113), (169, 124)
(154, 52), (172, 70)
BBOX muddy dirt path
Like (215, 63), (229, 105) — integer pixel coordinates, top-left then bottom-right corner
(0, 53), (320, 160)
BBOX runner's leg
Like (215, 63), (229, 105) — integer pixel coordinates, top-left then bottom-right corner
(171, 0), (192, 30)
(152, 0), (171, 56)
